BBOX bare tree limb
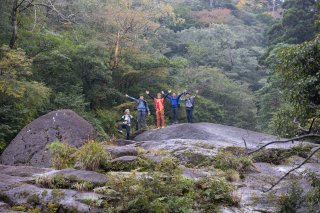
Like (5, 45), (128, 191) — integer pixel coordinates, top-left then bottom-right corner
(248, 134), (320, 155)
(264, 147), (320, 192)
(293, 116), (318, 134)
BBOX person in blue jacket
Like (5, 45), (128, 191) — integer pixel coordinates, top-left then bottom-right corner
(162, 90), (184, 124)
(125, 94), (150, 130)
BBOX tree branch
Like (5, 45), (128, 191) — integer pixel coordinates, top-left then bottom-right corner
(264, 147), (320, 192)
(248, 134), (320, 155)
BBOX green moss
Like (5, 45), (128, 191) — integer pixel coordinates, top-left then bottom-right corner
(52, 174), (71, 189)
(46, 202), (60, 213)
(11, 205), (27, 211)
(27, 193), (40, 205)
(27, 208), (42, 213)
(224, 169), (241, 182)
(52, 189), (64, 198)
(181, 150), (215, 167)
(214, 149), (252, 174)
(253, 144), (312, 165)
(108, 157), (152, 172)
(155, 157), (180, 174)
(42, 190), (48, 197)
(105, 171), (237, 212)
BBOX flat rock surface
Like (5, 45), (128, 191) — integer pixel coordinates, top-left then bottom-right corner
(48, 168), (108, 185)
(135, 123), (282, 149)
(105, 145), (138, 159)
(1, 109), (96, 167)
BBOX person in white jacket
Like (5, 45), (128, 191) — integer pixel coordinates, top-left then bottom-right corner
(118, 109), (133, 139)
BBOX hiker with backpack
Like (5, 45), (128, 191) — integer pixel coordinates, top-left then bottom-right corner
(117, 109), (133, 140)
(162, 90), (184, 124)
(146, 90), (169, 129)
(125, 94), (150, 130)
(181, 90), (198, 123)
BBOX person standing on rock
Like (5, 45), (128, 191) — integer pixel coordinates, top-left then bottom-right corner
(146, 90), (169, 129)
(126, 94), (150, 130)
(181, 90), (198, 123)
(118, 109), (133, 139)
(162, 90), (184, 124)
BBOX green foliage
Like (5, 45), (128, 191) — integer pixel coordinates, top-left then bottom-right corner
(195, 176), (239, 207)
(46, 203), (60, 213)
(105, 172), (237, 212)
(0, 46), (50, 152)
(177, 67), (257, 129)
(47, 141), (77, 169)
(252, 144), (312, 165)
(75, 140), (111, 171)
(267, 0), (319, 44)
(214, 149), (253, 174)
(154, 157), (180, 175)
(266, 35), (320, 136)
(11, 205), (27, 211)
(277, 181), (303, 213)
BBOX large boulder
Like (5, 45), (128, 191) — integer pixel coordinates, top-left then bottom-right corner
(135, 123), (282, 149)
(1, 110), (96, 167)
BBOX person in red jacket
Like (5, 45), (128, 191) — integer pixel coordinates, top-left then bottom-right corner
(146, 90), (169, 129)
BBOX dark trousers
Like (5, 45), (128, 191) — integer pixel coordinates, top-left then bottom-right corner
(172, 108), (179, 124)
(137, 111), (146, 130)
(118, 124), (130, 139)
(186, 108), (193, 123)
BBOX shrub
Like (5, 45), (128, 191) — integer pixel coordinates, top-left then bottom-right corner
(155, 157), (180, 174)
(36, 175), (54, 188)
(47, 140), (77, 169)
(107, 157), (151, 172)
(195, 176), (236, 205)
(214, 150), (252, 173)
(104, 171), (238, 212)
(71, 181), (94, 191)
(252, 144), (312, 165)
(75, 140), (111, 171)
(11, 205), (27, 211)
(277, 181), (303, 213)
(224, 169), (241, 182)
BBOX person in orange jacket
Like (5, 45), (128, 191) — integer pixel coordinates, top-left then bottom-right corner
(146, 90), (170, 129)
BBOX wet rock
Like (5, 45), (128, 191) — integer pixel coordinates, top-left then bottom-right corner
(135, 123), (278, 149)
(0, 165), (53, 177)
(182, 168), (212, 179)
(105, 145), (138, 159)
(111, 156), (138, 163)
(47, 169), (108, 186)
(110, 139), (137, 146)
(1, 110), (96, 167)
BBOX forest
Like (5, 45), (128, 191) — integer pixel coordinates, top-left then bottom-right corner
(0, 0), (319, 151)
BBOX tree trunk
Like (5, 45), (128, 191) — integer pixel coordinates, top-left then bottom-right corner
(272, 0), (276, 17)
(9, 0), (18, 49)
(209, 0), (214, 8)
(112, 31), (121, 69)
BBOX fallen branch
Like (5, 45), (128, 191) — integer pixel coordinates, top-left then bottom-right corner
(264, 146), (320, 192)
(248, 134), (320, 155)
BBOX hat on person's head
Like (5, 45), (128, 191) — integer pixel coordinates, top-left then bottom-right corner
(124, 109), (130, 113)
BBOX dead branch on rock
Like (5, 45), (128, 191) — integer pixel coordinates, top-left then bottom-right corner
(293, 116), (319, 134)
(264, 147), (320, 192)
(248, 134), (320, 155)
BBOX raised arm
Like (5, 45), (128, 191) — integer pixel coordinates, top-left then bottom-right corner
(162, 90), (172, 100)
(125, 94), (139, 103)
(146, 91), (155, 100)
(161, 91), (170, 99)
(177, 91), (184, 99)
